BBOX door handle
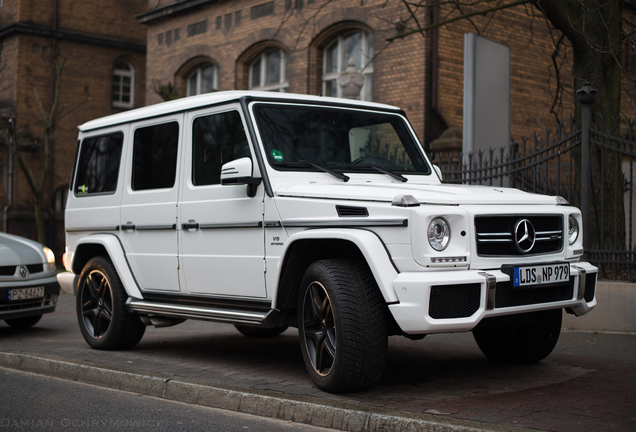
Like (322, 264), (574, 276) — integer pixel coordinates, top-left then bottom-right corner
(182, 221), (199, 230)
(121, 222), (136, 231)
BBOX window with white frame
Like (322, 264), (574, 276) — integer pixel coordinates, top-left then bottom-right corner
(112, 61), (134, 108)
(322, 31), (374, 101)
(187, 64), (218, 96)
(249, 50), (288, 92)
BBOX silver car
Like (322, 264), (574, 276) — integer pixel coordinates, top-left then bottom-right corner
(0, 232), (60, 328)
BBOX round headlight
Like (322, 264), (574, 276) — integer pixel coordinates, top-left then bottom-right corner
(568, 215), (579, 245)
(428, 217), (451, 251)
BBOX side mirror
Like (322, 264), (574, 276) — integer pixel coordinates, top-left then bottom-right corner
(220, 157), (262, 197)
(433, 164), (442, 181)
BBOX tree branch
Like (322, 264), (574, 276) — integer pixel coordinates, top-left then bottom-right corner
(386, 0), (530, 41)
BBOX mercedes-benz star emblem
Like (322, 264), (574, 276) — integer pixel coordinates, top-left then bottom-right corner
(19, 266), (28, 278)
(514, 219), (536, 253)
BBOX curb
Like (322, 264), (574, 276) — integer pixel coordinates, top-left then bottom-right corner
(0, 352), (531, 432)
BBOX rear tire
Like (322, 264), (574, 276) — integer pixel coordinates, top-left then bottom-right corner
(234, 324), (288, 338)
(76, 256), (145, 350)
(298, 259), (387, 393)
(5, 314), (42, 328)
(473, 309), (562, 364)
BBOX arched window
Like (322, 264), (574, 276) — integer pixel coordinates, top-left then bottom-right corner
(112, 60), (134, 108)
(322, 31), (374, 101)
(187, 64), (218, 96)
(248, 49), (288, 92)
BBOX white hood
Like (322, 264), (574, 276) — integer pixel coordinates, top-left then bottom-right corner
(275, 182), (559, 206)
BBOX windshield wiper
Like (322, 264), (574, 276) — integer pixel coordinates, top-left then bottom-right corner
(275, 161), (349, 182)
(344, 163), (408, 182)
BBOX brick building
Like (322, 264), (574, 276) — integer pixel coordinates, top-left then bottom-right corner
(3, 0), (627, 260)
(138, 0), (582, 148)
(0, 0), (147, 257)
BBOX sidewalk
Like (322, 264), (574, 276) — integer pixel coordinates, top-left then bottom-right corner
(1, 293), (634, 432)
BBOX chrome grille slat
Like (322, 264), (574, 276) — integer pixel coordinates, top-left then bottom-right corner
(475, 215), (564, 256)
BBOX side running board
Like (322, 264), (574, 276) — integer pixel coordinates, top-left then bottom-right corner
(126, 298), (269, 325)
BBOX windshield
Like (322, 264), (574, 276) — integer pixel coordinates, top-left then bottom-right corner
(252, 103), (431, 175)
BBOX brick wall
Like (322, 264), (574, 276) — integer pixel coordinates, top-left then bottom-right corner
(143, 0), (427, 138)
(142, 0), (582, 148)
(56, 0), (147, 42)
(0, 0), (147, 255)
(0, 0), (20, 28)
(434, 4), (575, 144)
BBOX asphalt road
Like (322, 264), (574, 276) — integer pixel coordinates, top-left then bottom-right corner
(1, 293), (635, 432)
(0, 366), (333, 432)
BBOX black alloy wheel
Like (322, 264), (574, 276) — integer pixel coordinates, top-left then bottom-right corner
(301, 280), (337, 376)
(77, 256), (145, 350)
(80, 267), (114, 339)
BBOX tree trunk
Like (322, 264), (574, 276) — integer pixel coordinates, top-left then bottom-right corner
(34, 191), (46, 245)
(535, 0), (625, 256)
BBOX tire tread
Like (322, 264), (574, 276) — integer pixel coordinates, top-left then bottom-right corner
(299, 259), (387, 393)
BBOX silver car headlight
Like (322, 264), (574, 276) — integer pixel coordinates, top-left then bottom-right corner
(428, 217), (451, 251)
(568, 215), (579, 245)
(43, 247), (56, 271)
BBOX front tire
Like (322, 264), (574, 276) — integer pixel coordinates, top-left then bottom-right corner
(298, 259), (387, 393)
(76, 256), (145, 350)
(473, 309), (562, 364)
(5, 314), (42, 328)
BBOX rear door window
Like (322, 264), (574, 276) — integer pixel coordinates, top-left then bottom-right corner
(74, 132), (124, 196)
(132, 122), (180, 191)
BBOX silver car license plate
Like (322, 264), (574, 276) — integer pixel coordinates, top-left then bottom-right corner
(8, 286), (45, 301)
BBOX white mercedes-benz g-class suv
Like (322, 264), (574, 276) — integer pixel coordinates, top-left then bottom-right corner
(60, 91), (597, 393)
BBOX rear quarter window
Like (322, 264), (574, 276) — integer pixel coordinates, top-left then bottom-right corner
(74, 132), (124, 196)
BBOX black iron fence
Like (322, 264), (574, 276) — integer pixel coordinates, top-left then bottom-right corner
(429, 90), (636, 281)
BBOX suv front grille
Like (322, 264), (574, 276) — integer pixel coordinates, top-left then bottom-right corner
(475, 215), (563, 256)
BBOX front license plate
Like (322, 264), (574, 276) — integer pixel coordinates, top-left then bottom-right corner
(512, 263), (570, 288)
(8, 286), (45, 301)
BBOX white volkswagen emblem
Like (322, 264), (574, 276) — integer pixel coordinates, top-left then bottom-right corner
(514, 219), (536, 253)
(19, 266), (28, 278)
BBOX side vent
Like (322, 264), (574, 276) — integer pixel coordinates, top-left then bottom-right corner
(336, 205), (369, 217)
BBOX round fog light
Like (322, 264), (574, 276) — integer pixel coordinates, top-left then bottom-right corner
(428, 217), (450, 251)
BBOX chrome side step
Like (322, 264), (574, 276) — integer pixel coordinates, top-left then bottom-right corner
(127, 298), (269, 325)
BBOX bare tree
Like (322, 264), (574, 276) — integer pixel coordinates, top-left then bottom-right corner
(388, 0), (627, 120)
(387, 0), (629, 250)
(1, 58), (90, 245)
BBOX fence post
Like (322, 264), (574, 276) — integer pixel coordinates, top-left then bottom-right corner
(577, 82), (596, 253)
